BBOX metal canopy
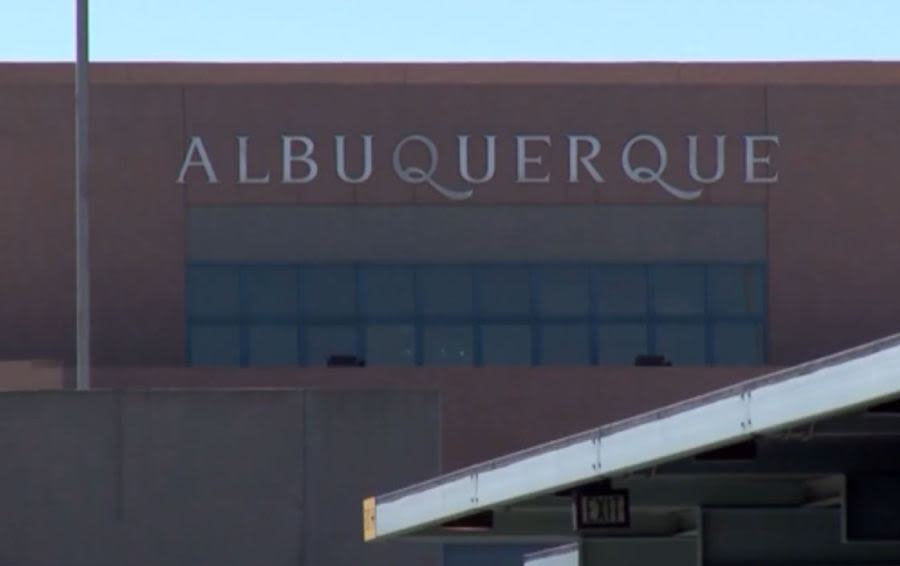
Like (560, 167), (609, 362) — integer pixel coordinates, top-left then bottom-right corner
(363, 333), (900, 546)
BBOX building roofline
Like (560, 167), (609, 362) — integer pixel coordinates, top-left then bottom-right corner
(3, 61), (900, 85)
(365, 331), (900, 541)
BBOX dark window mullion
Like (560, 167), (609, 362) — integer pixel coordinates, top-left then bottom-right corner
(238, 266), (250, 367)
(704, 265), (714, 366)
(530, 265), (540, 366)
(762, 263), (769, 364)
(646, 264), (656, 357)
(356, 264), (365, 363)
(413, 267), (423, 366)
(472, 265), (483, 367)
(586, 266), (598, 366)
(296, 265), (306, 366)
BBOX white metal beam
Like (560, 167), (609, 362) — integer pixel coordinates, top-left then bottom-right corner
(367, 334), (900, 541)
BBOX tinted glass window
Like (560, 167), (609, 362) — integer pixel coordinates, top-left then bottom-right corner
(479, 267), (531, 316)
(248, 324), (298, 366)
(190, 324), (241, 366)
(361, 267), (415, 317)
(541, 323), (590, 365)
(301, 267), (356, 318)
(538, 267), (589, 316)
(246, 268), (298, 317)
(597, 323), (648, 365)
(419, 266), (473, 316)
(481, 324), (532, 365)
(306, 325), (359, 366)
(710, 265), (764, 316)
(189, 267), (240, 317)
(656, 323), (706, 365)
(365, 324), (415, 366)
(424, 324), (473, 366)
(594, 266), (647, 316)
(653, 266), (705, 316)
(187, 262), (765, 367)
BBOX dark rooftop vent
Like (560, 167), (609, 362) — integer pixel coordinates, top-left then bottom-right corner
(634, 354), (672, 367)
(326, 355), (366, 367)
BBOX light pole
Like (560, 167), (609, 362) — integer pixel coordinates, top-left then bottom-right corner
(75, 0), (91, 390)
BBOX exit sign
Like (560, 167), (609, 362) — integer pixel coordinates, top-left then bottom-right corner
(574, 489), (630, 529)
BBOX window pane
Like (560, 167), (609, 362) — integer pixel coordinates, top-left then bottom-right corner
(480, 267), (531, 316)
(306, 325), (358, 366)
(424, 325), (473, 366)
(538, 267), (589, 316)
(710, 265), (764, 316)
(652, 266), (705, 316)
(419, 266), (473, 316)
(655, 323), (706, 365)
(248, 324), (298, 366)
(597, 323), (648, 365)
(540, 323), (589, 365)
(594, 266), (647, 316)
(714, 322), (765, 365)
(301, 266), (356, 318)
(361, 267), (414, 317)
(190, 324), (240, 366)
(365, 324), (415, 366)
(246, 268), (298, 317)
(188, 267), (239, 317)
(482, 324), (532, 365)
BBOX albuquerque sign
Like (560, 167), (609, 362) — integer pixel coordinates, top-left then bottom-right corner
(176, 133), (780, 201)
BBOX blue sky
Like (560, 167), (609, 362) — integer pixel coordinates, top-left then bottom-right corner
(2, 0), (899, 61)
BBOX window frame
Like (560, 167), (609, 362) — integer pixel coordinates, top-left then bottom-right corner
(186, 261), (767, 367)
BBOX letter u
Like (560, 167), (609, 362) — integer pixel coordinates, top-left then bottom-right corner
(687, 135), (726, 184)
(335, 135), (374, 184)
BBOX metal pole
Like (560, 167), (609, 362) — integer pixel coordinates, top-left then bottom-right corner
(75, 0), (91, 390)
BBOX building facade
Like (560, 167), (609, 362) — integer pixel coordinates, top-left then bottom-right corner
(3, 62), (900, 469)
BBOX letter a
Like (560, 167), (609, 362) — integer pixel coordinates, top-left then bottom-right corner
(176, 136), (219, 184)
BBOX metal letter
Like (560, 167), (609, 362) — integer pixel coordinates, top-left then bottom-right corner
(335, 134), (373, 184)
(745, 135), (780, 183)
(176, 136), (219, 184)
(282, 135), (318, 184)
(568, 135), (605, 183)
(688, 135), (727, 184)
(237, 135), (270, 184)
(458, 135), (496, 184)
(515, 135), (551, 183)
(622, 134), (702, 200)
(393, 134), (473, 200)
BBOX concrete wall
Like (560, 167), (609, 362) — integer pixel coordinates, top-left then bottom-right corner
(91, 366), (766, 471)
(0, 389), (439, 566)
